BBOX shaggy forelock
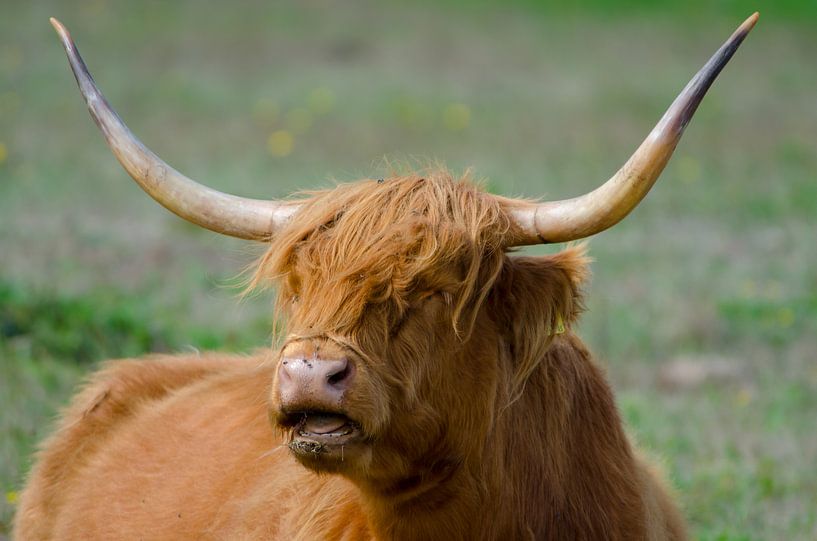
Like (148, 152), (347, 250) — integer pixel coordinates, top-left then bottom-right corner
(250, 170), (511, 339)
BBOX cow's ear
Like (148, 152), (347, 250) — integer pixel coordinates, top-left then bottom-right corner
(489, 245), (590, 374)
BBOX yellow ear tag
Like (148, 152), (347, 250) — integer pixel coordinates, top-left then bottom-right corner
(554, 314), (566, 335)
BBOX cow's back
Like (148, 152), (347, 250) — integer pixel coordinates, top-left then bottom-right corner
(14, 353), (371, 540)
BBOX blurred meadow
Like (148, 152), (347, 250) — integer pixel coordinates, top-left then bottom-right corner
(1, 0), (816, 537)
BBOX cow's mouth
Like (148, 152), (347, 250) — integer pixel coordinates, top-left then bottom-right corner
(281, 411), (363, 457)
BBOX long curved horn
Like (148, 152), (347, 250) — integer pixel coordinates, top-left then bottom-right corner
(50, 18), (299, 240)
(505, 13), (758, 246)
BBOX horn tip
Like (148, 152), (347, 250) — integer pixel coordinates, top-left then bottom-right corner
(49, 17), (64, 33)
(49, 17), (71, 44)
(740, 12), (760, 34)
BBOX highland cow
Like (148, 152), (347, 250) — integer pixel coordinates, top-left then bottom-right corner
(14, 14), (757, 540)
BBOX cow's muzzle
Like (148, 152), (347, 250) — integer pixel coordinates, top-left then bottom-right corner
(274, 354), (365, 460)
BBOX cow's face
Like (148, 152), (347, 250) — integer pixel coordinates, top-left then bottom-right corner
(258, 174), (505, 484)
(271, 284), (496, 486)
(258, 173), (586, 489)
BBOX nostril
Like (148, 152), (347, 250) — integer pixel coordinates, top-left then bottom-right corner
(326, 359), (351, 387)
(279, 360), (291, 383)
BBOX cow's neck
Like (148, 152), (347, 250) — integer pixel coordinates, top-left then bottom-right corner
(354, 387), (551, 538)
(356, 334), (644, 540)
(356, 465), (511, 540)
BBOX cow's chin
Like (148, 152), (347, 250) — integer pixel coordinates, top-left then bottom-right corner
(279, 410), (368, 472)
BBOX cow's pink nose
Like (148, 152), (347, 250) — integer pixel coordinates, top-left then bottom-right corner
(277, 357), (354, 407)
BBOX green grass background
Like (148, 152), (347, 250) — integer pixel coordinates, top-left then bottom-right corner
(1, 0), (816, 538)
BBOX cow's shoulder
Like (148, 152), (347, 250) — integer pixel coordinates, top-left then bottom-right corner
(53, 352), (258, 444)
(14, 352), (266, 539)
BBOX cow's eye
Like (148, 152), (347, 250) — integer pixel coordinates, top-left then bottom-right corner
(390, 294), (434, 337)
(405, 292), (438, 311)
(421, 291), (456, 309)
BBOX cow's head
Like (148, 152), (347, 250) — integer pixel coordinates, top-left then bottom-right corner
(50, 13), (757, 490)
(246, 172), (588, 488)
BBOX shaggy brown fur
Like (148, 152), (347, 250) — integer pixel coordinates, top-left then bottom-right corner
(15, 170), (686, 539)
